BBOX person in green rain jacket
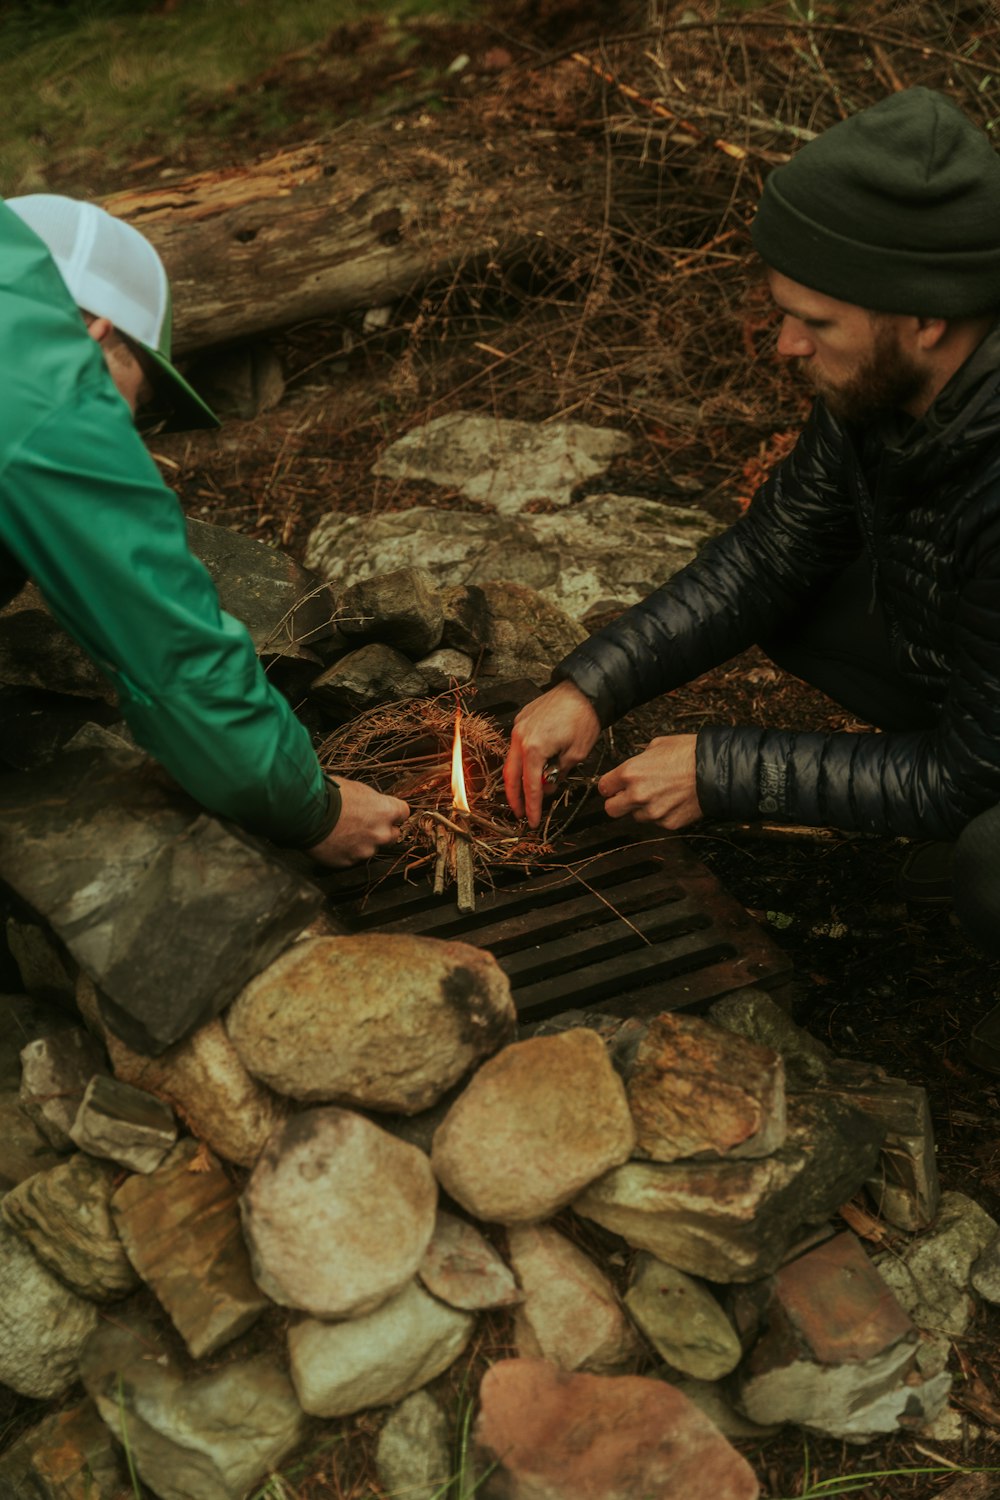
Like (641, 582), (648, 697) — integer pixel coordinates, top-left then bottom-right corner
(1, 193), (408, 863)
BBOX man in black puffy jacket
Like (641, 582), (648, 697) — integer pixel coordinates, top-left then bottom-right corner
(503, 87), (1000, 971)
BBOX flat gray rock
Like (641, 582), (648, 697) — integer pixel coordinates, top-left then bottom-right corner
(574, 1091), (883, 1283)
(372, 412), (632, 513)
(0, 747), (322, 1055)
(70, 1073), (177, 1173)
(81, 1310), (306, 1500)
(20, 1026), (108, 1149)
(305, 493), (721, 624)
(186, 516), (337, 661)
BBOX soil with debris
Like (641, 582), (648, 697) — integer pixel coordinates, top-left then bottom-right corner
(11, 1), (1000, 1495)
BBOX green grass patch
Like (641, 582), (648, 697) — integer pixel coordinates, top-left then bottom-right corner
(771, 1440), (1000, 1499)
(0, 0), (471, 196)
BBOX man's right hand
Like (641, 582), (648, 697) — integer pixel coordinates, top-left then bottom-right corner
(504, 680), (601, 828)
(307, 778), (410, 868)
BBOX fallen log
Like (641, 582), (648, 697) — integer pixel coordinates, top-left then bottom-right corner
(101, 120), (598, 355)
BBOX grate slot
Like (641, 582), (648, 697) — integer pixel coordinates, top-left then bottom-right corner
(498, 911), (715, 986)
(345, 858), (682, 937)
(512, 936), (740, 1021)
(485, 890), (706, 959)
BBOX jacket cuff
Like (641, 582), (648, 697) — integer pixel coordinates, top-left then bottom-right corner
(549, 659), (616, 728)
(285, 775), (342, 850)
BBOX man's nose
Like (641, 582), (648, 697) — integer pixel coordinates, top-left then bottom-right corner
(776, 316), (813, 359)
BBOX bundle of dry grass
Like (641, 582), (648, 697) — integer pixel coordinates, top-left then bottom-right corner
(315, 690), (595, 902)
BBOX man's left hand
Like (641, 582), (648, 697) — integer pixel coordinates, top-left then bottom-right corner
(597, 734), (703, 828)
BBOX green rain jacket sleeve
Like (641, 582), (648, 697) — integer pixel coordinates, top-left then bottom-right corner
(3, 397), (340, 847)
(0, 211), (338, 847)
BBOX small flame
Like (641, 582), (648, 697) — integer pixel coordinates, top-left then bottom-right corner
(451, 707), (470, 814)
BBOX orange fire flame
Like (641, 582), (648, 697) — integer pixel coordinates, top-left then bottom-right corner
(451, 707), (470, 814)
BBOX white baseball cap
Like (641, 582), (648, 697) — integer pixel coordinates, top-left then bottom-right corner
(7, 192), (219, 430)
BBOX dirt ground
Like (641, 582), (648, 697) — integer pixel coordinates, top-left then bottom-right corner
(15, 0), (1000, 1494)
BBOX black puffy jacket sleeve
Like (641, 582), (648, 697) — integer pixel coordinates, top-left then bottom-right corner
(555, 404), (860, 724)
(554, 398), (1000, 838)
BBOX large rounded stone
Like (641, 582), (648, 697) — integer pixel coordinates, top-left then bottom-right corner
(227, 934), (515, 1114)
(431, 1029), (635, 1224)
(241, 1107), (438, 1318)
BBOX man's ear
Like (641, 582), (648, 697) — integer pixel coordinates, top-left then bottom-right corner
(914, 316), (948, 351)
(84, 315), (114, 347)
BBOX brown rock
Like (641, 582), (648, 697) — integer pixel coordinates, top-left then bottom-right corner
(473, 1358), (760, 1499)
(627, 1012), (786, 1162)
(763, 1230), (912, 1365)
(735, 1232), (950, 1439)
(0, 1399), (127, 1499)
(509, 1223), (640, 1374)
(78, 974), (285, 1168)
(431, 1030), (635, 1224)
(112, 1138), (268, 1358)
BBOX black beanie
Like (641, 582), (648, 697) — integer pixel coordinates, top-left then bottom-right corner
(751, 87), (1000, 316)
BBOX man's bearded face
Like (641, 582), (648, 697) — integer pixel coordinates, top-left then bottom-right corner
(804, 316), (931, 424)
(766, 268), (933, 424)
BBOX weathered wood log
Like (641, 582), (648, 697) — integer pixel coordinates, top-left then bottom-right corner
(101, 124), (595, 355)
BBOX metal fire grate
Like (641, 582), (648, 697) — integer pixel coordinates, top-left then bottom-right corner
(312, 681), (792, 1025)
(319, 805), (792, 1027)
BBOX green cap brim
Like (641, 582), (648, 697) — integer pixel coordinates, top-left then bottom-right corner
(142, 342), (221, 431)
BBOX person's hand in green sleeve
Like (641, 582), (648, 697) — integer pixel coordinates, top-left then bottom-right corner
(305, 777), (411, 868)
